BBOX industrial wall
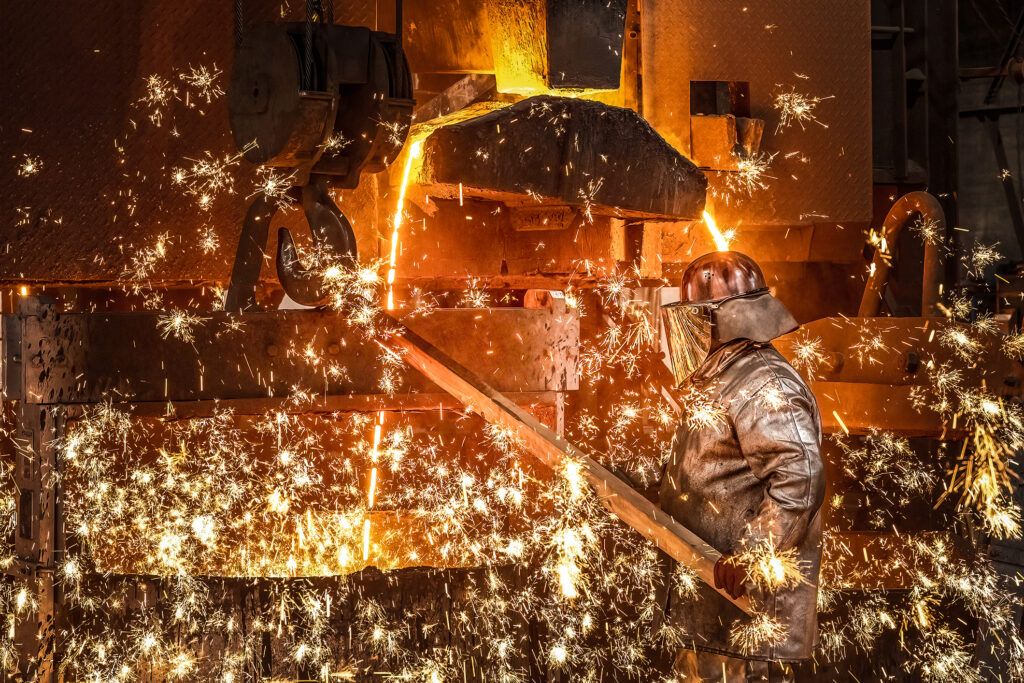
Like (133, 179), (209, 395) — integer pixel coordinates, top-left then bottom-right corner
(1, 0), (872, 323)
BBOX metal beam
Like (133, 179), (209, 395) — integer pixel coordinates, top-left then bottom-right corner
(84, 391), (563, 420)
(959, 104), (1024, 118)
(3, 303), (578, 406)
(8, 299), (63, 680)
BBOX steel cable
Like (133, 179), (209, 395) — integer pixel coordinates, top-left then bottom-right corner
(304, 0), (314, 90)
(234, 0), (244, 46)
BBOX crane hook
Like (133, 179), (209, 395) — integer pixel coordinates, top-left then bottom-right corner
(276, 176), (358, 306)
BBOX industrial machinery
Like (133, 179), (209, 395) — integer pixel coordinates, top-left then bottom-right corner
(8, 0), (1024, 680)
(226, 2), (414, 307)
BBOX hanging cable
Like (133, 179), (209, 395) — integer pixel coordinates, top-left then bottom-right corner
(304, 0), (315, 90)
(234, 0), (244, 46)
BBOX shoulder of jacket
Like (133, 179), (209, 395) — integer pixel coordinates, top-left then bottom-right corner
(720, 345), (810, 398)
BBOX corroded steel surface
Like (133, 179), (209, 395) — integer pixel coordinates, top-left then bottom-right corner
(420, 96), (708, 220)
(6, 304), (578, 405)
(640, 0), (872, 226)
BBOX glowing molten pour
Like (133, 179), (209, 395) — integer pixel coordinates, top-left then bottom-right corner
(702, 210), (732, 252)
(386, 139), (425, 310)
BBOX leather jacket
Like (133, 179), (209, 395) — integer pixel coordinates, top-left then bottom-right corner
(660, 340), (825, 662)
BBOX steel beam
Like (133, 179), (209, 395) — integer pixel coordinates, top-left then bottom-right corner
(2, 302), (578, 406)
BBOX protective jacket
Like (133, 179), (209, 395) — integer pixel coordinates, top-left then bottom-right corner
(660, 339), (825, 662)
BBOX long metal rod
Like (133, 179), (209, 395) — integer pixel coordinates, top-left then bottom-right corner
(386, 319), (752, 614)
(962, 64), (1016, 79)
(960, 104), (1024, 118)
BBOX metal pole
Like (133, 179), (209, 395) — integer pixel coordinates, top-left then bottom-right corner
(983, 116), (1024, 254)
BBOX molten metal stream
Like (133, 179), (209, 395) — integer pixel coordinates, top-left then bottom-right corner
(702, 210), (732, 251)
(386, 139), (424, 310)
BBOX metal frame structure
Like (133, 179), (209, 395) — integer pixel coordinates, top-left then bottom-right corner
(0, 296), (580, 679)
(8, 287), (1023, 677)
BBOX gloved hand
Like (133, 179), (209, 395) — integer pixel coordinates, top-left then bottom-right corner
(714, 555), (748, 599)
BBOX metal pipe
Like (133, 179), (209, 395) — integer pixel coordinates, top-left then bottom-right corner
(858, 191), (945, 318)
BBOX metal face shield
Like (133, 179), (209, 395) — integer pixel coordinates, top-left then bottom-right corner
(661, 301), (714, 386)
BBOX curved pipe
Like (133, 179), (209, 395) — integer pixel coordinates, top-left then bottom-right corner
(858, 191), (945, 318)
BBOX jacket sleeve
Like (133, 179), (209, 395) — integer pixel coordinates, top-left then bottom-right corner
(730, 374), (825, 552)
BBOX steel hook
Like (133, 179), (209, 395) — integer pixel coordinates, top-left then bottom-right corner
(276, 176), (358, 306)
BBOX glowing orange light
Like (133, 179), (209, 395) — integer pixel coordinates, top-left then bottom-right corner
(386, 139), (424, 310)
(368, 467), (378, 508)
(362, 518), (371, 562)
(366, 412), (384, 560)
(702, 210), (733, 251)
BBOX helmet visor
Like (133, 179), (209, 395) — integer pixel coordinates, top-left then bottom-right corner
(661, 301), (713, 385)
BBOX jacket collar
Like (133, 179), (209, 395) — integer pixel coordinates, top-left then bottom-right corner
(689, 339), (766, 384)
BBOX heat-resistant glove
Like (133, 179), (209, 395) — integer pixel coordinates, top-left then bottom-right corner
(713, 555), (748, 599)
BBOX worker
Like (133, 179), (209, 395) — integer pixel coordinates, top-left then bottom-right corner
(659, 250), (825, 683)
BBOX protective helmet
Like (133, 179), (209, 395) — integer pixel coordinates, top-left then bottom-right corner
(661, 250), (798, 384)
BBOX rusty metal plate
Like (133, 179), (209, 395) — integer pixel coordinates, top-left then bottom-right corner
(770, 315), (1024, 437)
(640, 0), (871, 226)
(777, 316), (1023, 389)
(420, 95), (708, 220)
(814, 382), (950, 438)
(9, 305), (578, 405)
